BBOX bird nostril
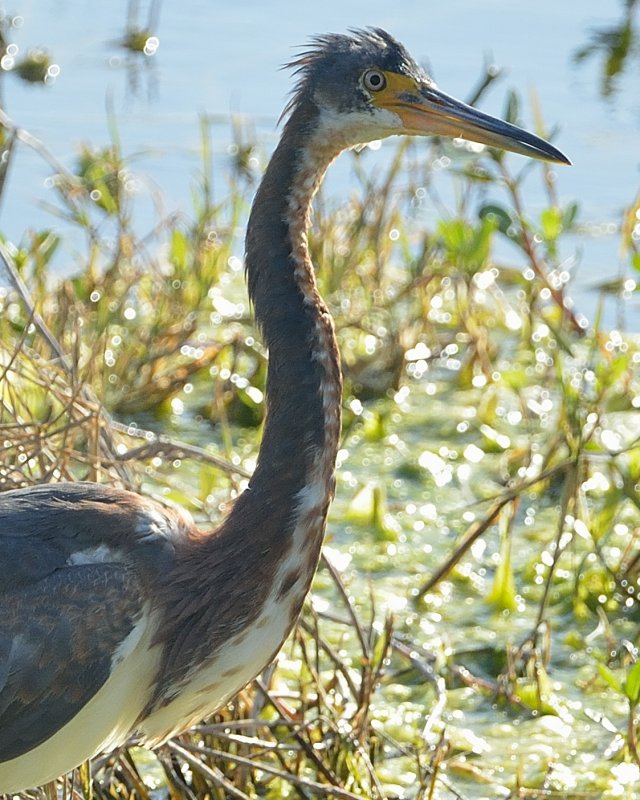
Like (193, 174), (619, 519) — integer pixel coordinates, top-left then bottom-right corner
(420, 88), (445, 105)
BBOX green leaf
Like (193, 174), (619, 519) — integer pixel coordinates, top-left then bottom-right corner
(346, 482), (400, 542)
(540, 207), (563, 241)
(590, 487), (622, 541)
(597, 663), (623, 694)
(515, 672), (567, 717)
(436, 216), (497, 275)
(503, 89), (520, 125)
(625, 661), (640, 704)
(562, 201), (579, 229)
(170, 229), (189, 271)
(78, 759), (93, 800)
(478, 203), (514, 237)
(486, 509), (517, 611)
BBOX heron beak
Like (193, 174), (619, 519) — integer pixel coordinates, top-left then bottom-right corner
(376, 77), (571, 165)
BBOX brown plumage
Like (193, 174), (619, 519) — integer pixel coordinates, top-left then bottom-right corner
(0, 28), (568, 792)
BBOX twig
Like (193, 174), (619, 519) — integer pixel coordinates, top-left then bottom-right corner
(0, 107), (81, 186)
(0, 241), (131, 481)
(253, 676), (345, 788)
(0, 127), (18, 212)
(531, 460), (577, 633)
(321, 551), (370, 659)
(110, 426), (250, 478)
(417, 462), (571, 597)
(0, 242), (69, 366)
(170, 739), (364, 800)
(499, 162), (586, 337)
(298, 614), (360, 698)
(417, 494), (509, 597)
(392, 637), (446, 738)
(166, 741), (252, 800)
(0, 242), (248, 486)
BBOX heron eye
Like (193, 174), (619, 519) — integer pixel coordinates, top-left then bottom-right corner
(362, 69), (386, 92)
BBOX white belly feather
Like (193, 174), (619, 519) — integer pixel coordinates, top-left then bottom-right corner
(0, 596), (298, 793)
(139, 599), (294, 742)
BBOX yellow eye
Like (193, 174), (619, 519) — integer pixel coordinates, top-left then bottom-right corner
(362, 69), (386, 92)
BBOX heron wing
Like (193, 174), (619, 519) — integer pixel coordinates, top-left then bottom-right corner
(0, 483), (178, 595)
(0, 562), (144, 761)
(0, 483), (177, 761)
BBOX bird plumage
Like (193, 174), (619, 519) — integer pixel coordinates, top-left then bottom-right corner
(0, 485), (174, 784)
(281, 28), (423, 122)
(0, 28), (568, 792)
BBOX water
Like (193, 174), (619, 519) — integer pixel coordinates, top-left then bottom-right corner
(2, 2), (639, 327)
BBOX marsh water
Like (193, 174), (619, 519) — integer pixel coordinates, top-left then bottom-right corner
(2, 2), (640, 798)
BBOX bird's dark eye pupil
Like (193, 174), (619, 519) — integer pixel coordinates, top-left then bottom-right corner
(363, 70), (386, 91)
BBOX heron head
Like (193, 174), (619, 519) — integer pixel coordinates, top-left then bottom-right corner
(285, 28), (570, 164)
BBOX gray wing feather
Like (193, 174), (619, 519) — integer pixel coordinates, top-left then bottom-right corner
(0, 563), (143, 760)
(0, 482), (178, 760)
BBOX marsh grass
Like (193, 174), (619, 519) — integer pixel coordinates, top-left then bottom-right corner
(2, 83), (640, 799)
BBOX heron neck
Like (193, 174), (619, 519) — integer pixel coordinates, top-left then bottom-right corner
(145, 103), (344, 709)
(238, 100), (342, 541)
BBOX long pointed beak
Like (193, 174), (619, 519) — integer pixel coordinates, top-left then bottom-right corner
(387, 83), (571, 165)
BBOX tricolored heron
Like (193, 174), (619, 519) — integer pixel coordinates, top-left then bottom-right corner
(0, 28), (569, 792)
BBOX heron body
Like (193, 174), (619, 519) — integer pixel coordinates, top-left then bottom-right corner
(0, 29), (568, 792)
